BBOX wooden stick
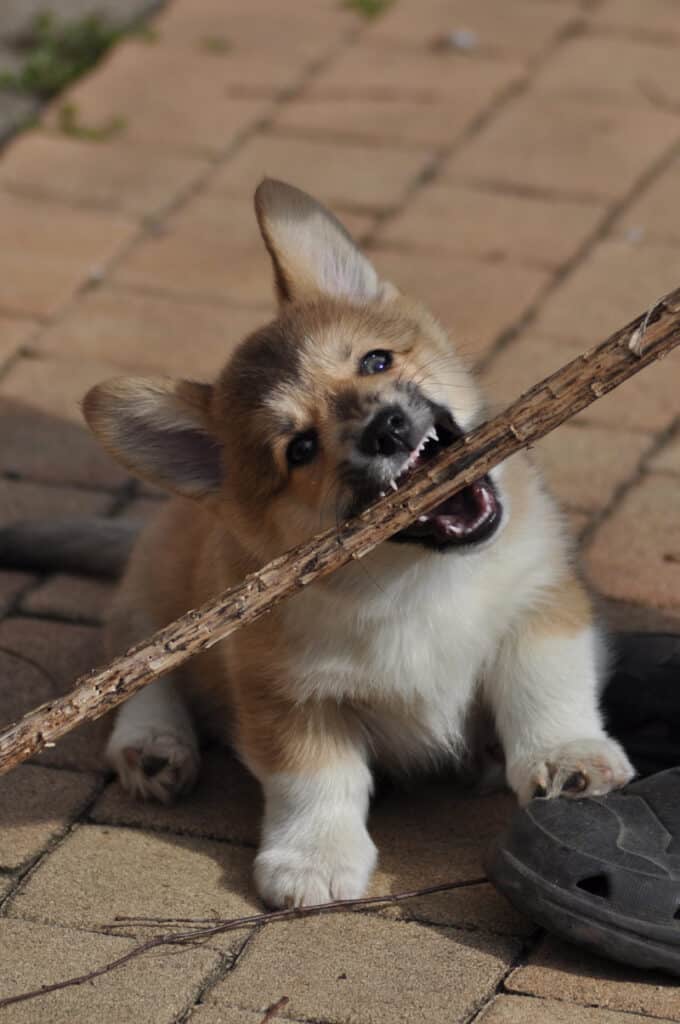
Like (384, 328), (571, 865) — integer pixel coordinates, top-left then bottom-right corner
(1, 288), (679, 775)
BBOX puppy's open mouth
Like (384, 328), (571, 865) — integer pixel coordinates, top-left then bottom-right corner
(389, 418), (502, 550)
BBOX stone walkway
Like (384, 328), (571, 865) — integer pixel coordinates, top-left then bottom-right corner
(1, 0), (680, 1021)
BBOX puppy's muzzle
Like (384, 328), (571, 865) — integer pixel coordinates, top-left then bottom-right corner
(349, 401), (503, 551)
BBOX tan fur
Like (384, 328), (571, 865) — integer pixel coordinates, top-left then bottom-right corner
(83, 179), (631, 906)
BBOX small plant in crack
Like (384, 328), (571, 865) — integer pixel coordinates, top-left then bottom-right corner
(199, 34), (231, 54)
(0, 12), (130, 99)
(343, 0), (394, 19)
(57, 101), (126, 141)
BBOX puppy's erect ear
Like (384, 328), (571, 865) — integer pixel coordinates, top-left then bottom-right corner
(83, 378), (222, 498)
(255, 178), (393, 305)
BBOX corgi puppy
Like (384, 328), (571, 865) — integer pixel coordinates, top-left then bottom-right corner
(81, 179), (633, 908)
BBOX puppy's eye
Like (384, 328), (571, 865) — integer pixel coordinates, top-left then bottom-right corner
(286, 429), (318, 467)
(360, 349), (393, 375)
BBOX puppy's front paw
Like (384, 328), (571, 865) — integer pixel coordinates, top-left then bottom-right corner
(107, 729), (200, 804)
(254, 828), (377, 908)
(509, 737), (634, 806)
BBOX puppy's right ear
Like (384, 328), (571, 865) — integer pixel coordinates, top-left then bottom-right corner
(255, 178), (394, 306)
(83, 378), (222, 499)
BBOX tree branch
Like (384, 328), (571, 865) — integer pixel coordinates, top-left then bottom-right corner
(1, 287), (679, 774)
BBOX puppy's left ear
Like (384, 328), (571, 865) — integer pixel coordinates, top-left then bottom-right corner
(83, 378), (223, 499)
(255, 178), (396, 306)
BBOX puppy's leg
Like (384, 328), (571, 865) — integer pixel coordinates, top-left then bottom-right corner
(241, 698), (376, 908)
(106, 676), (200, 803)
(485, 579), (634, 806)
(105, 600), (200, 803)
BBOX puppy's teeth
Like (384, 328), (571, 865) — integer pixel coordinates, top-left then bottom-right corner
(389, 479), (398, 492)
(379, 490), (386, 498)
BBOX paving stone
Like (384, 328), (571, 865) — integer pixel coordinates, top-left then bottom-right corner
(0, 191), (134, 318)
(308, 43), (523, 101)
(369, 778), (515, 893)
(369, 247), (550, 361)
(0, 92), (38, 144)
(0, 917), (221, 1024)
(51, 40), (273, 154)
(1, 131), (207, 216)
(363, 0), (575, 58)
(533, 423), (651, 513)
(649, 434), (680, 475)
(0, 763), (99, 870)
(20, 573), (115, 624)
(155, 0), (356, 62)
(378, 184), (603, 268)
(0, 477), (112, 527)
(478, 994), (677, 1024)
(591, 0), (680, 39)
(90, 746), (261, 845)
(616, 154), (680, 246)
(0, 617), (109, 772)
(0, 352), (135, 425)
(114, 222), (273, 308)
(0, 571), (35, 616)
(397, 881), (534, 937)
(0, 353), (139, 490)
(8, 823), (258, 952)
(0, 394), (130, 490)
(212, 913), (518, 1024)
(114, 192), (374, 306)
(275, 97), (503, 149)
(0, 875), (14, 902)
(190, 1008), (278, 1024)
(482, 331), (680, 434)
(211, 135), (433, 212)
(36, 285), (266, 376)
(445, 95), (679, 202)
(506, 936), (680, 1021)
(534, 34), (680, 109)
(586, 473), (680, 610)
(535, 239), (680, 346)
(0, 316), (36, 369)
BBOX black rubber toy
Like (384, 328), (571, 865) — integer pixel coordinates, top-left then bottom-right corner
(487, 634), (680, 977)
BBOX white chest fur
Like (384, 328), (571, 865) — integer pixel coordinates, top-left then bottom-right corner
(282, 483), (562, 766)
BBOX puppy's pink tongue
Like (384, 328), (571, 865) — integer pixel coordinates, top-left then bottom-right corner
(429, 481), (497, 543)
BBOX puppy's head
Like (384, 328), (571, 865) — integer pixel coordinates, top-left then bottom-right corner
(84, 180), (504, 559)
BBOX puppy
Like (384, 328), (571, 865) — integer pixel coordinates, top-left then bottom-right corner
(79, 179), (633, 908)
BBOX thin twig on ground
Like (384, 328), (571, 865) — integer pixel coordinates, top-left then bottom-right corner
(0, 879), (485, 1009)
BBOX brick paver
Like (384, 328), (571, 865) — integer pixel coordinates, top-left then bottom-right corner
(376, 183), (604, 269)
(0, 918), (222, 1024)
(0, 132), (209, 216)
(36, 285), (267, 376)
(506, 937), (680, 1021)
(214, 913), (518, 1024)
(478, 996), (678, 1024)
(0, 192), (134, 318)
(7, 823), (257, 952)
(0, 763), (98, 871)
(0, 315), (35, 368)
(2, 0), (680, 1020)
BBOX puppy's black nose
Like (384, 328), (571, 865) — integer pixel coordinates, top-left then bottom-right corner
(360, 405), (414, 456)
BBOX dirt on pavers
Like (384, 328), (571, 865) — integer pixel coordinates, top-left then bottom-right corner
(1, 0), (680, 1020)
